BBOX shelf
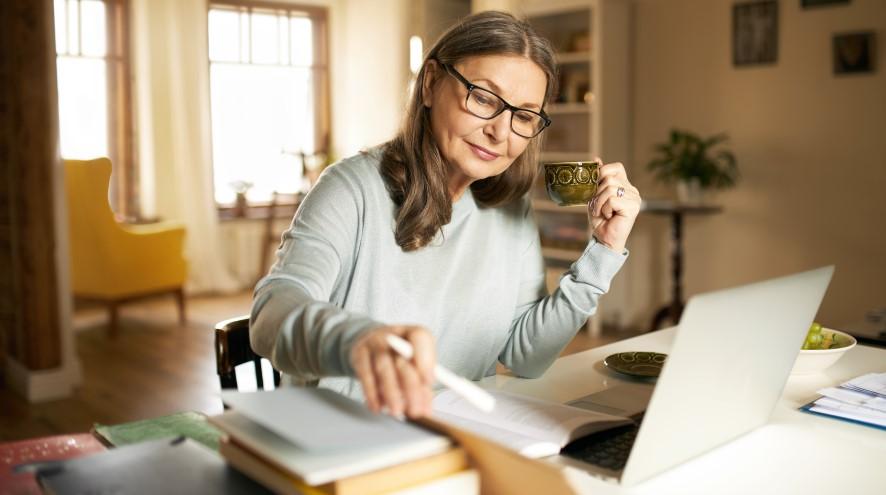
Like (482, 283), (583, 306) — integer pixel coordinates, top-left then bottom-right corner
(525, 0), (597, 181)
(556, 51), (591, 65)
(547, 102), (591, 115)
(521, 0), (631, 230)
(531, 199), (587, 215)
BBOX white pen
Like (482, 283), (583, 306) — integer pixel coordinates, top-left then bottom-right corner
(385, 334), (496, 413)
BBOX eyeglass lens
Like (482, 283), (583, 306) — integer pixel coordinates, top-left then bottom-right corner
(466, 87), (545, 138)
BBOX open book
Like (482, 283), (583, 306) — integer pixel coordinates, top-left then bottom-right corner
(431, 388), (634, 458)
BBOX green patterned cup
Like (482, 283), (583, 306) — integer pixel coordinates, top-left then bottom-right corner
(543, 161), (600, 206)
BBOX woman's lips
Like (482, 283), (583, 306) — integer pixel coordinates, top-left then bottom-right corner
(467, 142), (500, 161)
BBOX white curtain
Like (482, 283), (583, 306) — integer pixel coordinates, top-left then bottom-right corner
(130, 0), (239, 294)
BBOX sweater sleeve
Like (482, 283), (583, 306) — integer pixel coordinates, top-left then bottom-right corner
(249, 160), (383, 381)
(498, 201), (627, 378)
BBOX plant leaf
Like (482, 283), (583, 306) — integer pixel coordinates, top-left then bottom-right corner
(646, 129), (739, 190)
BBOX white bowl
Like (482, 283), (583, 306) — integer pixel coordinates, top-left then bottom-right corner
(790, 328), (857, 375)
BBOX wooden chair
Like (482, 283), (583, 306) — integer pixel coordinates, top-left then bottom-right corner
(215, 315), (281, 391)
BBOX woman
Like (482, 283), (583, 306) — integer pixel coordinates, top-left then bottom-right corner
(250, 11), (641, 419)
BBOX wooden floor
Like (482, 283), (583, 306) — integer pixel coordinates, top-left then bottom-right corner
(0, 292), (631, 442)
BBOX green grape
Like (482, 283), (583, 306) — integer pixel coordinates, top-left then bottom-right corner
(802, 322), (824, 350)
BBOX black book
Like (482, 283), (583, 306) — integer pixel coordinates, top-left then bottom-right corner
(32, 436), (278, 495)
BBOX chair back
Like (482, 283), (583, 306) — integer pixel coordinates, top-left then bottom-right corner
(215, 315), (281, 391)
(64, 158), (123, 292)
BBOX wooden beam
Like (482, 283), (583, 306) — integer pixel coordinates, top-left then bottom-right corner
(0, 0), (18, 375)
(0, 0), (63, 371)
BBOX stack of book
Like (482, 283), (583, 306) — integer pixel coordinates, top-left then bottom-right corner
(801, 372), (886, 430)
(210, 388), (474, 495)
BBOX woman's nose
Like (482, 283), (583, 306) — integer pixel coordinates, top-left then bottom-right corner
(484, 111), (511, 142)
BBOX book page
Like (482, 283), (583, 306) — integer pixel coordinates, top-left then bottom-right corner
(431, 410), (560, 458)
(432, 389), (631, 454)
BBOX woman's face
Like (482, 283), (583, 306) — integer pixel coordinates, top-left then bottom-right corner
(422, 54), (547, 197)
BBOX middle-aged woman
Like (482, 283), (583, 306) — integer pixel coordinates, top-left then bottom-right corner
(250, 11), (642, 419)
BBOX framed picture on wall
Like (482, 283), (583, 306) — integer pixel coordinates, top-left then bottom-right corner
(733, 1), (779, 66)
(833, 32), (875, 75)
(801, 0), (850, 8)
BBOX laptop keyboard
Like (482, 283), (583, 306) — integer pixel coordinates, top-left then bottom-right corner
(561, 423), (640, 471)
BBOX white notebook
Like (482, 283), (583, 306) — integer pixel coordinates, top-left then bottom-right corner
(213, 388), (452, 485)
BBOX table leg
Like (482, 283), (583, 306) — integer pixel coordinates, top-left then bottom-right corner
(586, 313), (602, 338)
(650, 211), (686, 330)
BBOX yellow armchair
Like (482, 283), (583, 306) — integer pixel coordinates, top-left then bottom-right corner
(65, 158), (188, 336)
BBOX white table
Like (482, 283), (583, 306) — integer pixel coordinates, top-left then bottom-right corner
(479, 327), (886, 495)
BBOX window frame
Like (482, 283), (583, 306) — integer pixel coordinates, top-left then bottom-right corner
(55, 0), (136, 218)
(207, 0), (330, 211)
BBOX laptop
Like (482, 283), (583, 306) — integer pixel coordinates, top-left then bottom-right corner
(553, 266), (834, 485)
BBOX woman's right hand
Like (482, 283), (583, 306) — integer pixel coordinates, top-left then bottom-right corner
(349, 325), (436, 418)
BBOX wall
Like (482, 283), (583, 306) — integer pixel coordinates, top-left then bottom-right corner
(472, 0), (512, 13)
(417, 0), (472, 45)
(330, 0), (411, 157)
(617, 0), (886, 330)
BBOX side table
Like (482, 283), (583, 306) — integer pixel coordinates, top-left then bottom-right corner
(642, 199), (723, 331)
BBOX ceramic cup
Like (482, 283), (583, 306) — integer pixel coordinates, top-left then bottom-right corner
(543, 161), (600, 206)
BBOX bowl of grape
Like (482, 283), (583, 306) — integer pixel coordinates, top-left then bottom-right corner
(790, 322), (856, 375)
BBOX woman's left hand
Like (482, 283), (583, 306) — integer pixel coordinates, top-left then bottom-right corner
(588, 160), (642, 253)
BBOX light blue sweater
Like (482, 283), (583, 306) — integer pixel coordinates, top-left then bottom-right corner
(250, 148), (627, 399)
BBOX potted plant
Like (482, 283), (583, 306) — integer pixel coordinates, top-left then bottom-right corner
(229, 180), (254, 217)
(646, 129), (738, 203)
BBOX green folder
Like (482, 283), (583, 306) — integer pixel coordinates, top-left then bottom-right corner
(92, 411), (223, 451)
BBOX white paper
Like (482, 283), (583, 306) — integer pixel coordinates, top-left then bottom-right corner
(843, 372), (886, 398)
(813, 397), (886, 420)
(816, 387), (886, 413)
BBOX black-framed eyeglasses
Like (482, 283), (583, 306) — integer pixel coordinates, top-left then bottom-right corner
(440, 63), (551, 139)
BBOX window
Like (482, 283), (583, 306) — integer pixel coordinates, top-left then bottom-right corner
(208, 2), (329, 205)
(54, 0), (134, 215)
